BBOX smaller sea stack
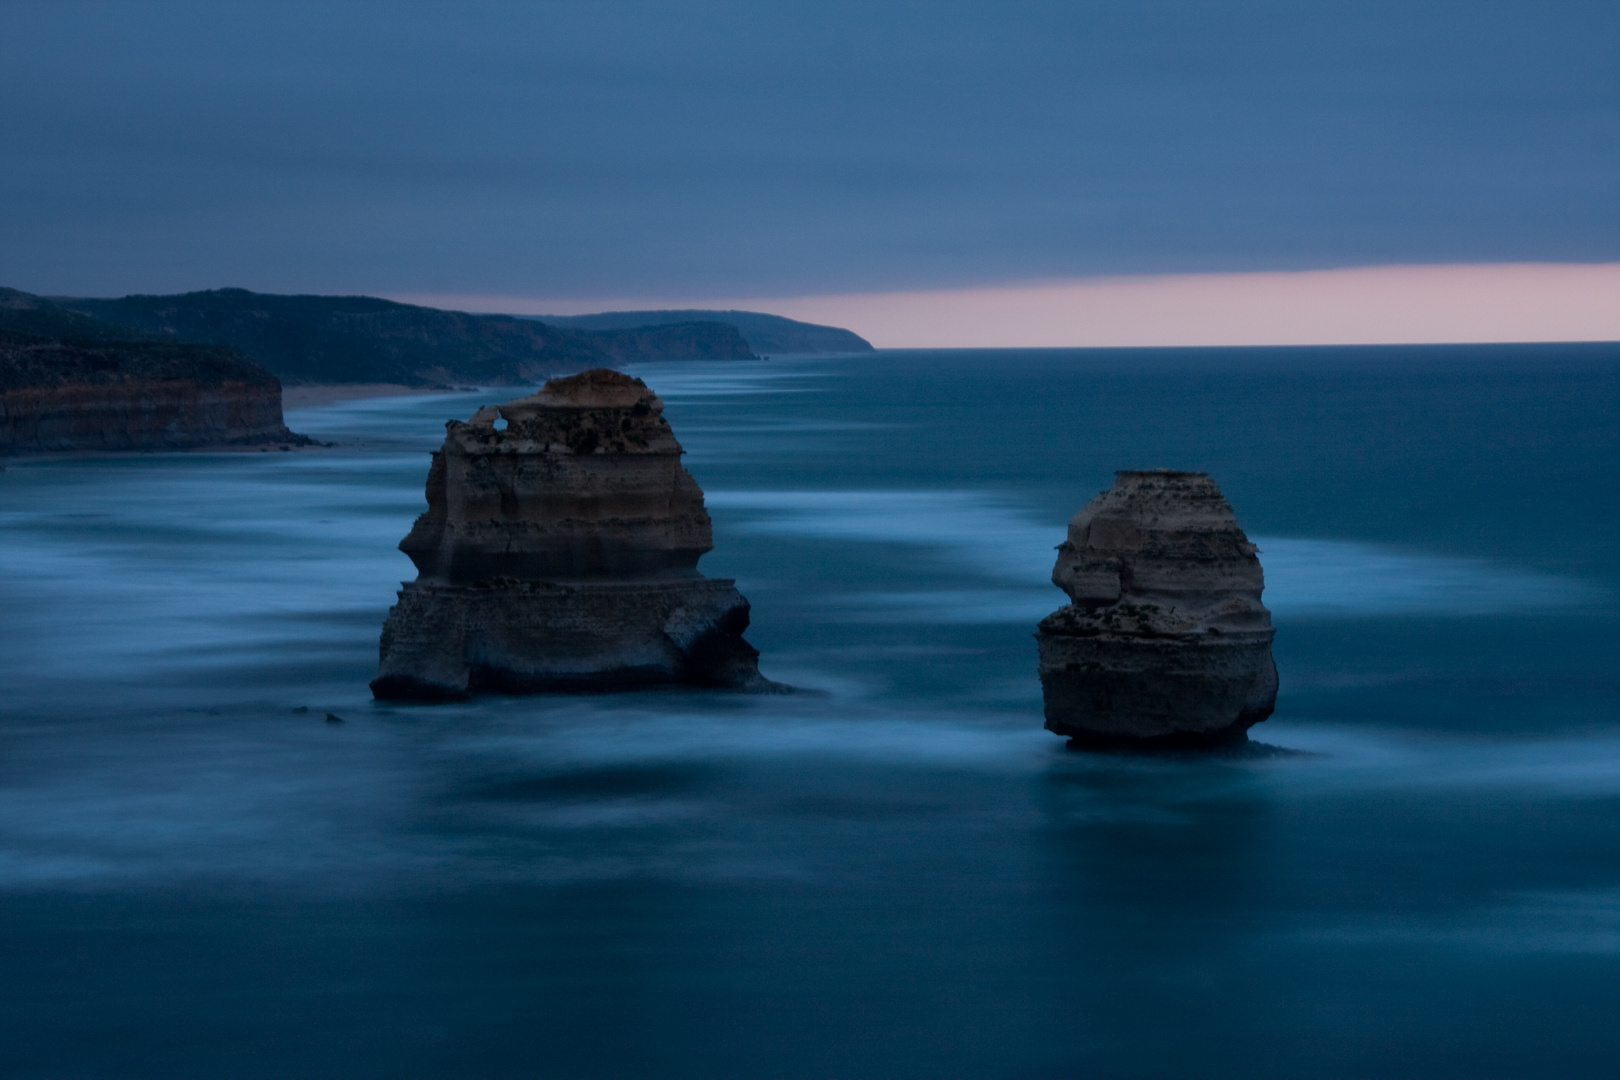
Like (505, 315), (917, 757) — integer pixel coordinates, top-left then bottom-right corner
(1036, 470), (1277, 747)
(372, 369), (772, 700)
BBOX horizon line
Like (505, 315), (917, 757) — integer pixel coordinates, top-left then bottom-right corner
(390, 262), (1620, 349)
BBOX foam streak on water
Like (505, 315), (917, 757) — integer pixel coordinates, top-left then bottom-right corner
(1, 347), (1617, 1079)
(706, 488), (1597, 620)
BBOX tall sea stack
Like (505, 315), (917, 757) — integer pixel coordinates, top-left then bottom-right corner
(1036, 470), (1277, 747)
(371, 369), (771, 700)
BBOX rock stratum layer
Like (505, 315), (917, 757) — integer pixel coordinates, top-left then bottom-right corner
(372, 369), (771, 700)
(0, 329), (306, 453)
(1036, 470), (1277, 746)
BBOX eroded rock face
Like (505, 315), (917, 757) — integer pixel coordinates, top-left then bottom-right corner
(1036, 470), (1277, 746)
(0, 331), (305, 453)
(397, 368), (712, 582)
(372, 369), (771, 700)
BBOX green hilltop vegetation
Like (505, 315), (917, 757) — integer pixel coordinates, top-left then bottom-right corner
(0, 287), (276, 390)
(0, 328), (278, 393)
(0, 288), (158, 345)
(0, 288), (780, 387)
(530, 309), (873, 355)
(0, 287), (875, 387)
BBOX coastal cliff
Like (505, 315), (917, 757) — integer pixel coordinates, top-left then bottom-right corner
(1036, 470), (1277, 746)
(53, 289), (756, 386)
(373, 369), (772, 699)
(0, 330), (306, 454)
(2, 285), (888, 387)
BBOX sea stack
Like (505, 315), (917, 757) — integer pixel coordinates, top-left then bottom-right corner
(371, 369), (771, 700)
(1036, 470), (1277, 747)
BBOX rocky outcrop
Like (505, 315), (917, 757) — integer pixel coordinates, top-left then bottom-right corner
(1036, 470), (1277, 747)
(0, 330), (307, 454)
(372, 368), (772, 700)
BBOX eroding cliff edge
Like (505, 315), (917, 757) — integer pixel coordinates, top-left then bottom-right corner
(1036, 470), (1277, 747)
(0, 330), (307, 454)
(372, 369), (774, 700)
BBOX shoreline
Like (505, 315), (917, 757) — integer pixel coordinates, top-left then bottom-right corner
(1, 439), (324, 463)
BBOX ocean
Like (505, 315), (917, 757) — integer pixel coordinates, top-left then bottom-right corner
(1, 345), (1616, 1078)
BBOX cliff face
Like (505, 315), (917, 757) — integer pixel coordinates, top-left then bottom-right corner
(374, 369), (771, 700)
(1036, 470), (1277, 746)
(0, 330), (305, 453)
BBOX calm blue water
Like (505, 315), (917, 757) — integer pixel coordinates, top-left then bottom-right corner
(1, 345), (1617, 1078)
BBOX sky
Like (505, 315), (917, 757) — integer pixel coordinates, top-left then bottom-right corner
(3, 1), (1616, 344)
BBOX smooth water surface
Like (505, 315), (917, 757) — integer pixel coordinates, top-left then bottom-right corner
(1, 346), (1617, 1078)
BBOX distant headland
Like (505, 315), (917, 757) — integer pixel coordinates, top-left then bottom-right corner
(0, 287), (873, 393)
(528, 309), (873, 356)
(0, 285), (876, 453)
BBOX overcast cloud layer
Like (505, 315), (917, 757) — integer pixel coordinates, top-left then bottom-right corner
(3, 1), (1616, 300)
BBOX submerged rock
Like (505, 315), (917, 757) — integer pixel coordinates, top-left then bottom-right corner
(372, 369), (773, 700)
(1036, 470), (1277, 747)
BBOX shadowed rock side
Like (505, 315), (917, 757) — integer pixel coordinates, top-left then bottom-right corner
(372, 369), (774, 700)
(1036, 470), (1278, 747)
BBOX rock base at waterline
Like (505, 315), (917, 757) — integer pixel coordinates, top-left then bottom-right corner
(1036, 631), (1278, 747)
(371, 576), (774, 700)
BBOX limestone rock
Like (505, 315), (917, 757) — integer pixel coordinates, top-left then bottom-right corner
(1036, 470), (1277, 746)
(372, 369), (773, 700)
(0, 330), (306, 454)
(396, 368), (712, 582)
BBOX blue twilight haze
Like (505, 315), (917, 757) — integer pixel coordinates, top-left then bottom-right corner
(3, 4), (1620, 1075)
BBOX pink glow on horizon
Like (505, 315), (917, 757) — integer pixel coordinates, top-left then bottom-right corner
(393, 263), (1620, 348)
